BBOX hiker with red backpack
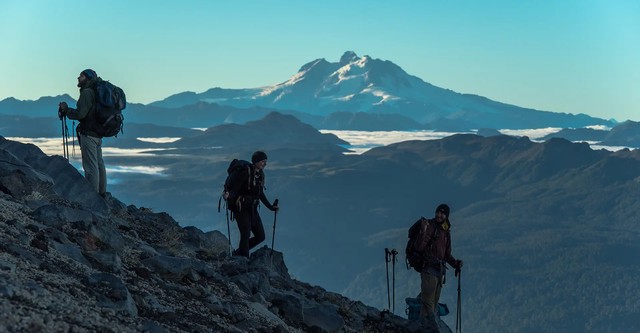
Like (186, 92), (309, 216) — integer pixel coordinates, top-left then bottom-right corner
(58, 69), (126, 197)
(223, 151), (279, 258)
(407, 204), (463, 332)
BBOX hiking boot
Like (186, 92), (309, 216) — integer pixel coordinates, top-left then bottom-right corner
(231, 249), (248, 258)
(419, 312), (441, 333)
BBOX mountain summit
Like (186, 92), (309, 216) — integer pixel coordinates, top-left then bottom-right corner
(255, 51), (418, 115)
(149, 51), (610, 129)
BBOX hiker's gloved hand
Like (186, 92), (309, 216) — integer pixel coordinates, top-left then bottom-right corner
(271, 201), (279, 212)
(58, 102), (68, 119)
(454, 259), (463, 276)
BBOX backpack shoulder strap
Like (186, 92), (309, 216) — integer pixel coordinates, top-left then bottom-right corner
(426, 218), (439, 236)
(409, 217), (425, 237)
(416, 218), (438, 248)
(425, 219), (440, 251)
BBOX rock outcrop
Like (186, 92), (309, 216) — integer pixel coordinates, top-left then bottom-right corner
(0, 136), (451, 332)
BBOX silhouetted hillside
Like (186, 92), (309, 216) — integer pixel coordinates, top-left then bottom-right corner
(174, 112), (349, 153)
(602, 120), (640, 147)
(0, 114), (62, 137)
(93, 116), (640, 333)
(320, 112), (423, 130)
(0, 136), (445, 333)
(540, 121), (640, 148)
(0, 95), (75, 117)
(540, 127), (608, 142)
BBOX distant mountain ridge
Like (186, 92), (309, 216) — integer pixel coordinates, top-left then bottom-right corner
(174, 112), (349, 153)
(150, 51), (613, 130)
(0, 94), (76, 115)
(0, 51), (621, 131)
(540, 120), (640, 147)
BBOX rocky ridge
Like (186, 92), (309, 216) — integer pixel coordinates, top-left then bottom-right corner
(0, 136), (450, 332)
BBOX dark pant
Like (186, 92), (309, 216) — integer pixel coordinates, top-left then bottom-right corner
(234, 206), (265, 257)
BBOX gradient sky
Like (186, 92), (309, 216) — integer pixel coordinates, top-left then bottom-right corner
(1, 0), (638, 121)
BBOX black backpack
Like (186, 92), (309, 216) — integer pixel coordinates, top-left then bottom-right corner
(221, 159), (253, 211)
(93, 80), (126, 137)
(405, 217), (437, 272)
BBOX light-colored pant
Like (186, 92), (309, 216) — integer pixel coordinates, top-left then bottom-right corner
(420, 271), (443, 316)
(79, 133), (106, 195)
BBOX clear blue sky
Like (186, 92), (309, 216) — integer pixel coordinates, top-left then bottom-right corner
(1, 0), (638, 121)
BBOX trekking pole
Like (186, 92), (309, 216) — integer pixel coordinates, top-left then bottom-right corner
(60, 115), (66, 159)
(385, 248), (391, 311)
(58, 106), (65, 158)
(218, 194), (233, 256)
(391, 248), (398, 313)
(71, 120), (76, 158)
(456, 269), (462, 333)
(62, 115), (70, 159)
(226, 205), (232, 256)
(64, 116), (70, 159)
(270, 199), (280, 253)
(268, 199), (280, 274)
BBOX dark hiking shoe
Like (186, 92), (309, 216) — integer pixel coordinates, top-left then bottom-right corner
(420, 313), (441, 333)
(231, 249), (249, 258)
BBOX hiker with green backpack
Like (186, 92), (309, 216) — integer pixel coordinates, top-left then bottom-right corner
(58, 69), (126, 197)
(223, 151), (279, 258)
(406, 204), (463, 332)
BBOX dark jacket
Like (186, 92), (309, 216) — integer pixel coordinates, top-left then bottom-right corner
(66, 77), (101, 137)
(227, 164), (274, 212)
(415, 218), (457, 270)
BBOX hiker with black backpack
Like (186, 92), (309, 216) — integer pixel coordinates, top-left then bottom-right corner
(223, 151), (279, 258)
(58, 69), (106, 196)
(58, 69), (125, 197)
(406, 204), (463, 332)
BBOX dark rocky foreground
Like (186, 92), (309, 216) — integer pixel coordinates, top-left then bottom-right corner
(0, 136), (452, 332)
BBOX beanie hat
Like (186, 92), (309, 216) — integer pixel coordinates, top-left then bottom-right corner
(81, 69), (97, 80)
(436, 204), (450, 218)
(251, 151), (268, 164)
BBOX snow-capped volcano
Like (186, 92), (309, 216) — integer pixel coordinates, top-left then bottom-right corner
(253, 51), (447, 117)
(150, 51), (610, 129)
